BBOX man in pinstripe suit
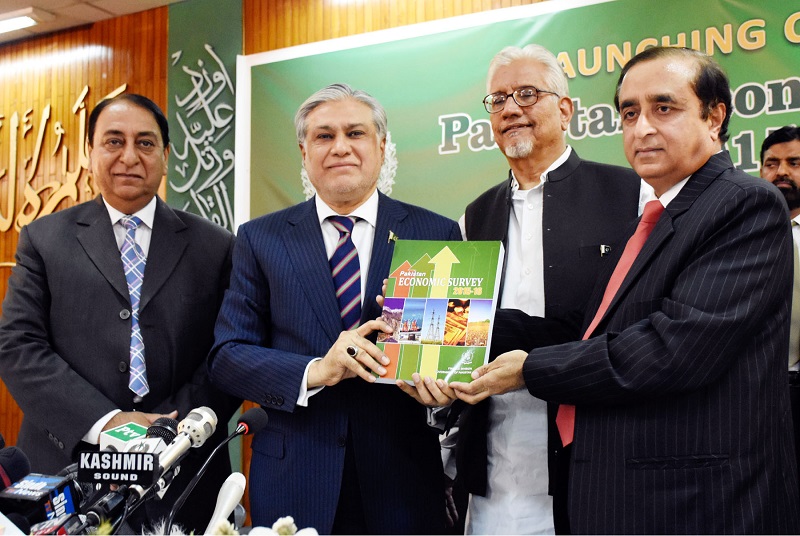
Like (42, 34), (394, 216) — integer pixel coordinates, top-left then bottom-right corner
(209, 84), (461, 534)
(451, 47), (800, 534)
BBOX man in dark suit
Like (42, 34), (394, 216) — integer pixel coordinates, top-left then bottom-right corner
(0, 94), (238, 532)
(760, 125), (800, 480)
(430, 44), (643, 535)
(208, 83), (461, 535)
(451, 47), (800, 533)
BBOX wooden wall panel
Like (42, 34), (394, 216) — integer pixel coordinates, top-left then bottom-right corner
(243, 0), (547, 54)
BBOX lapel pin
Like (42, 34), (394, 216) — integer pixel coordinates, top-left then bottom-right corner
(388, 230), (399, 243)
(601, 245), (611, 256)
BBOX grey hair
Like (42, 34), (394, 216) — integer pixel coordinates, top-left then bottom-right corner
(294, 83), (388, 144)
(487, 44), (569, 97)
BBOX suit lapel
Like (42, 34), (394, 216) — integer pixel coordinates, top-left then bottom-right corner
(284, 199), (343, 342)
(595, 151), (732, 331)
(76, 197), (129, 301)
(366, 194), (408, 321)
(140, 199), (188, 312)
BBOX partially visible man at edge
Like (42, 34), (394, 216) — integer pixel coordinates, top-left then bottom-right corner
(760, 125), (800, 480)
(0, 93), (239, 533)
(450, 46), (800, 534)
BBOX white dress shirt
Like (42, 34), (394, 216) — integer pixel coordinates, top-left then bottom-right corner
(464, 148), (571, 535)
(296, 190), (380, 406)
(83, 196), (158, 444)
(465, 149), (655, 535)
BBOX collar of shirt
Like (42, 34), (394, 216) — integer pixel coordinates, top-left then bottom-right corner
(509, 145), (573, 194)
(314, 188), (379, 230)
(315, 190), (378, 301)
(655, 176), (690, 208)
(103, 196), (157, 256)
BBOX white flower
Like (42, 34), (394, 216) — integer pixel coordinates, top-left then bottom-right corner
(272, 516), (298, 535)
(248, 518), (318, 536)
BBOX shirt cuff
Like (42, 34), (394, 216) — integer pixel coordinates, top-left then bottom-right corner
(83, 409), (121, 444)
(297, 358), (324, 407)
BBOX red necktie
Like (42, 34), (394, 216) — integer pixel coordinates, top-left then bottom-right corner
(556, 200), (664, 446)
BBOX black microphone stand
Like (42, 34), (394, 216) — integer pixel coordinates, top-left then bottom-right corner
(163, 430), (242, 534)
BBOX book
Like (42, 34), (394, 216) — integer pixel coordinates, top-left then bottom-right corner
(376, 239), (504, 384)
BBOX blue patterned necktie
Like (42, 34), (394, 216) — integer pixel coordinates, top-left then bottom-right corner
(120, 215), (149, 397)
(329, 216), (362, 330)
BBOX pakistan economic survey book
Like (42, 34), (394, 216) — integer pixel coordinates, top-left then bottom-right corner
(377, 239), (504, 384)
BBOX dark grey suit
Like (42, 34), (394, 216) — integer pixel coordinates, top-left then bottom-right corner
(0, 196), (239, 532)
(524, 151), (800, 534)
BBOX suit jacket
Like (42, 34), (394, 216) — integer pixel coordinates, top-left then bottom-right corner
(523, 151), (800, 534)
(455, 150), (642, 495)
(0, 196), (239, 532)
(209, 192), (462, 534)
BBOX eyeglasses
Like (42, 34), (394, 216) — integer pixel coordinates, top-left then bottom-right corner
(483, 86), (559, 114)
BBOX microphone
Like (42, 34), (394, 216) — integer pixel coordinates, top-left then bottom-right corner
(110, 408), (218, 522)
(98, 422), (148, 452)
(203, 472), (246, 534)
(146, 417), (178, 442)
(29, 512), (86, 535)
(0, 473), (80, 528)
(156, 407), (218, 476)
(0, 447), (31, 491)
(163, 407), (267, 534)
(234, 406), (269, 436)
(123, 416), (179, 456)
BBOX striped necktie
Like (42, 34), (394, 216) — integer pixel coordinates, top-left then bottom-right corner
(329, 216), (362, 330)
(556, 200), (664, 446)
(120, 215), (149, 397)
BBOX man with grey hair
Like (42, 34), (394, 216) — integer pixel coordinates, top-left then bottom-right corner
(446, 44), (646, 534)
(209, 83), (461, 534)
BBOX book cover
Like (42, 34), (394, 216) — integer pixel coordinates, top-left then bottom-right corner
(376, 239), (504, 384)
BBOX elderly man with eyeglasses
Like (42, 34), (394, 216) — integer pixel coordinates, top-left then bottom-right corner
(444, 44), (649, 535)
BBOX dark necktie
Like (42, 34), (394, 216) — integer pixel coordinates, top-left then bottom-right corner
(120, 215), (149, 397)
(556, 200), (664, 446)
(329, 216), (362, 330)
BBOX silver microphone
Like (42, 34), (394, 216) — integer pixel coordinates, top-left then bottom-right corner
(203, 472), (246, 534)
(156, 406), (218, 475)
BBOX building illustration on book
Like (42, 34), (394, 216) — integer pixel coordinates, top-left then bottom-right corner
(377, 239), (504, 384)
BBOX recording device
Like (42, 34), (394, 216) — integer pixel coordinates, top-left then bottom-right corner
(163, 407), (268, 534)
(203, 472), (246, 534)
(78, 408), (219, 533)
(0, 447), (31, 491)
(98, 422), (148, 452)
(155, 406), (218, 476)
(0, 473), (80, 527)
(29, 512), (86, 535)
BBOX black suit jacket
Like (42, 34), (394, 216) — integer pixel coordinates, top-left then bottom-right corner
(0, 196), (239, 532)
(455, 150), (641, 495)
(524, 152), (800, 534)
(209, 193), (462, 534)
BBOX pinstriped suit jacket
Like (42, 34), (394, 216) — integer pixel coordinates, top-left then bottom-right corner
(209, 192), (461, 534)
(523, 151), (800, 534)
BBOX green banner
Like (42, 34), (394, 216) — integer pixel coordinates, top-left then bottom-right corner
(237, 0), (800, 224)
(167, 0), (242, 232)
